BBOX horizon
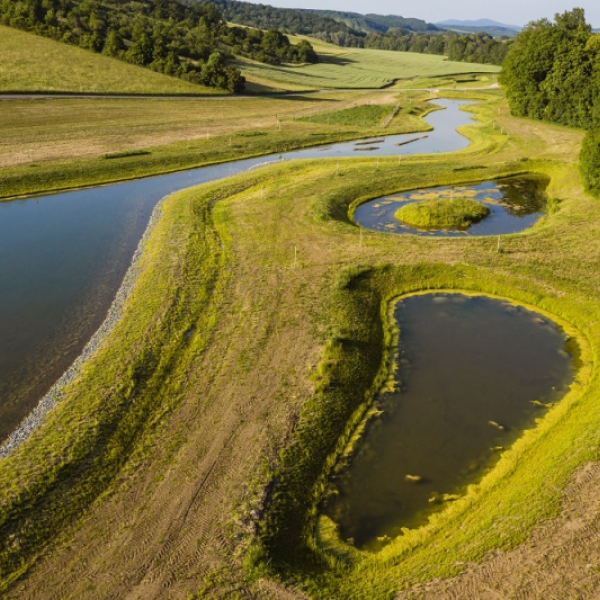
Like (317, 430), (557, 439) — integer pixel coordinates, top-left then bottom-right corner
(236, 0), (600, 29)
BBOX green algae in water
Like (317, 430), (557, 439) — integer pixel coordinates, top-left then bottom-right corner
(324, 293), (576, 550)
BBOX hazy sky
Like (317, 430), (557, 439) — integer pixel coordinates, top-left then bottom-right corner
(241, 0), (600, 28)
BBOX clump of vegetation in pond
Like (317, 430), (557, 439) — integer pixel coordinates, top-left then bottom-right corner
(394, 198), (490, 229)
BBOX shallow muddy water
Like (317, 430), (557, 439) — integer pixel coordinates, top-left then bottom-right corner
(353, 176), (549, 236)
(325, 293), (576, 549)
(0, 99), (474, 443)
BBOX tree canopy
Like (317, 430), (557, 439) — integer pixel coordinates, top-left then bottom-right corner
(500, 8), (600, 129)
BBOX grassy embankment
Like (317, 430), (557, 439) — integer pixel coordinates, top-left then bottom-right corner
(394, 197), (490, 228)
(238, 34), (500, 92)
(0, 90), (437, 199)
(1, 88), (600, 599)
(0, 25), (220, 96)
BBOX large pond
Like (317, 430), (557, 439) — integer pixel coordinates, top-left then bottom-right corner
(353, 176), (549, 237)
(0, 98), (474, 444)
(324, 293), (576, 550)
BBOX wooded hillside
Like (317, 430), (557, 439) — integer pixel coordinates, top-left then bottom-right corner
(0, 0), (317, 92)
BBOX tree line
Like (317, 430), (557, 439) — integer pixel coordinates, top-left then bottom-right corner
(499, 8), (600, 193)
(365, 30), (511, 65)
(208, 0), (511, 65)
(0, 0), (318, 92)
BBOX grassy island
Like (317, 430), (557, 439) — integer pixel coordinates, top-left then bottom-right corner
(394, 197), (490, 229)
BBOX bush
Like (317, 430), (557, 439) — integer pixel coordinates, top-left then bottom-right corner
(580, 129), (600, 195)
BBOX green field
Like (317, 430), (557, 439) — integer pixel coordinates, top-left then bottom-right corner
(238, 38), (500, 91)
(0, 25), (222, 95)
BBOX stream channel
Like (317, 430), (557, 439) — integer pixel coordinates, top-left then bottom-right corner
(0, 98), (476, 444)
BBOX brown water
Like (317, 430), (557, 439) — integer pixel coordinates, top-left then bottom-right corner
(325, 293), (576, 549)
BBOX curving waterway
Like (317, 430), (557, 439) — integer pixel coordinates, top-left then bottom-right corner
(0, 99), (476, 443)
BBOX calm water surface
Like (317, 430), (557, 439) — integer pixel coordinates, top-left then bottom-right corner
(354, 176), (549, 236)
(325, 294), (575, 549)
(0, 99), (474, 442)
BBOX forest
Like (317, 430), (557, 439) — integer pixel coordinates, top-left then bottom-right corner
(499, 8), (600, 192)
(0, 0), (318, 92)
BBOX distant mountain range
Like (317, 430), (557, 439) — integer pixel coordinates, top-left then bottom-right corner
(437, 19), (522, 30)
(304, 10), (440, 34)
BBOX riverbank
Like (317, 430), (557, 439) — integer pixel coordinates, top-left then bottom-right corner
(0, 90), (437, 200)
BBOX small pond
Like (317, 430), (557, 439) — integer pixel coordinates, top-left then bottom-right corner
(353, 176), (549, 237)
(324, 293), (576, 550)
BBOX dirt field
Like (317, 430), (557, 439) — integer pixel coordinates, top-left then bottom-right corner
(397, 462), (600, 600)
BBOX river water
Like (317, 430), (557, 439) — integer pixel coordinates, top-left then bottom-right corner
(0, 99), (475, 442)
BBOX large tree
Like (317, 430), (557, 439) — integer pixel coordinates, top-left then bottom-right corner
(500, 8), (599, 129)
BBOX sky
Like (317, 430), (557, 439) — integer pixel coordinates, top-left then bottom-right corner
(240, 0), (600, 29)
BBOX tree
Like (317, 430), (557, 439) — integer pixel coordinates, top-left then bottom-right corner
(102, 29), (124, 56)
(580, 130), (600, 194)
(500, 9), (597, 128)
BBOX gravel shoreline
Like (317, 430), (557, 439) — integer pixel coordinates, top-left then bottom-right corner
(0, 197), (167, 459)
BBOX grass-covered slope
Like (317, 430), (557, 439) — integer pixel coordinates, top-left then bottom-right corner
(238, 40), (500, 91)
(0, 25), (223, 95)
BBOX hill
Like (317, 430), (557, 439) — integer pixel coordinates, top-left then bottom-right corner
(237, 39), (500, 91)
(437, 19), (521, 31)
(209, 1), (511, 66)
(442, 25), (519, 38)
(302, 10), (440, 34)
(209, 0), (367, 46)
(0, 0), (317, 93)
(0, 25), (222, 95)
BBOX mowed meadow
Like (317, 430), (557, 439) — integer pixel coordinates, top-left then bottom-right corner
(238, 36), (500, 91)
(0, 18), (598, 600)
